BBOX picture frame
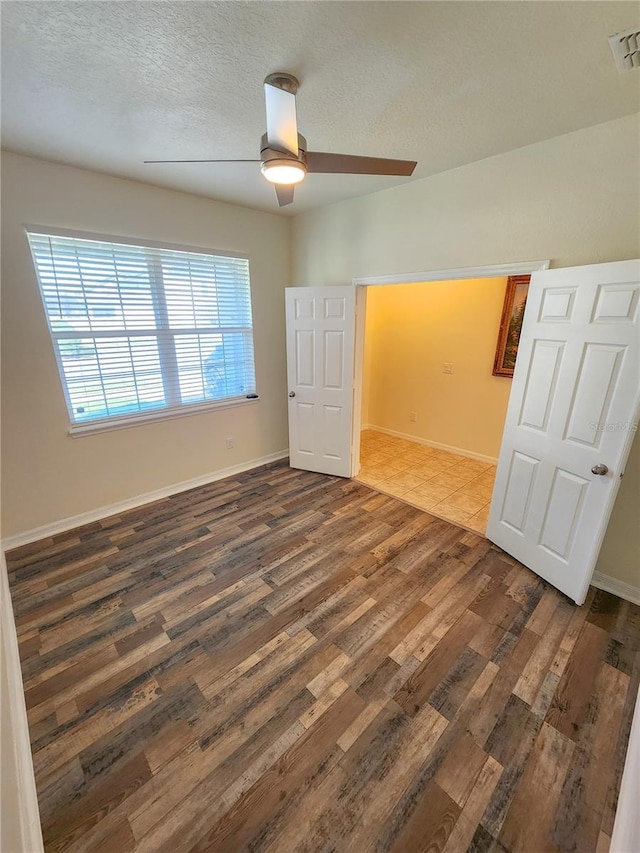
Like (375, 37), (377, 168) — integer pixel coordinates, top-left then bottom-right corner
(492, 275), (531, 377)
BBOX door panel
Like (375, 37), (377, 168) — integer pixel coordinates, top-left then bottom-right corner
(295, 402), (315, 454)
(538, 287), (577, 322)
(538, 468), (588, 560)
(295, 330), (315, 386)
(295, 296), (315, 319)
(592, 283), (639, 322)
(518, 340), (564, 430)
(564, 344), (625, 446)
(285, 287), (355, 477)
(324, 332), (344, 388)
(500, 451), (539, 533)
(487, 260), (640, 604)
(323, 405), (344, 457)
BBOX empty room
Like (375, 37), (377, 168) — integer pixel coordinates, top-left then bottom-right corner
(1, 2), (639, 852)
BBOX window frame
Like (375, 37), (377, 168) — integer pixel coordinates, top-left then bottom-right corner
(25, 226), (259, 437)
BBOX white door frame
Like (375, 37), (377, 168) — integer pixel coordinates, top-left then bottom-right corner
(350, 259), (551, 476)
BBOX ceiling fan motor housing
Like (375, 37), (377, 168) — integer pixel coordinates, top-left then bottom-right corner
(260, 132), (307, 168)
(263, 72), (300, 94)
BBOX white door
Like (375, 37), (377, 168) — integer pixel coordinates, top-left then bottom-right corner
(487, 260), (640, 605)
(285, 286), (356, 477)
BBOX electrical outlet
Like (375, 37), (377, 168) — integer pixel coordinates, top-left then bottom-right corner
(442, 363), (454, 374)
(410, 411), (417, 423)
(225, 437), (234, 449)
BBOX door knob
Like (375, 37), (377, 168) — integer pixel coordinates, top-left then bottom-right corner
(288, 391), (296, 398)
(591, 463), (608, 476)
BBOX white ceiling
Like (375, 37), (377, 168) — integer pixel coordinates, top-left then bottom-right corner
(2, 1), (639, 215)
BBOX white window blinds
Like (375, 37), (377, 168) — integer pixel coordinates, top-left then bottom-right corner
(27, 231), (256, 427)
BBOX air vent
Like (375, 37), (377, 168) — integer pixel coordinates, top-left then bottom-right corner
(609, 28), (640, 73)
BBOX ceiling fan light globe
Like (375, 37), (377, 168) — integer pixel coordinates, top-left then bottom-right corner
(261, 160), (306, 185)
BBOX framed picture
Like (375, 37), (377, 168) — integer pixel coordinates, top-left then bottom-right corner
(493, 275), (531, 377)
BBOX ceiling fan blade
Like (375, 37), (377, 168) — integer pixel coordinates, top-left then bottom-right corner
(275, 184), (295, 207)
(264, 83), (299, 157)
(306, 152), (416, 176)
(144, 159), (260, 164)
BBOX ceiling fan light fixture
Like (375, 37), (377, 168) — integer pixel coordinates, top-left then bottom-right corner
(261, 159), (306, 185)
(145, 74), (416, 207)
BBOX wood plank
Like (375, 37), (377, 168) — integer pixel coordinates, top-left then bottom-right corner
(525, 587), (561, 635)
(393, 610), (485, 717)
(42, 751), (151, 852)
(545, 620), (610, 740)
(339, 703), (449, 853)
(187, 687), (366, 852)
(499, 722), (574, 852)
(469, 582), (521, 630)
(479, 694), (544, 839)
(392, 574), (488, 666)
(467, 628), (540, 747)
(601, 647), (640, 836)
(389, 781), (460, 853)
(552, 662), (630, 851)
(512, 598), (574, 705)
(33, 677), (162, 779)
(441, 756), (503, 853)
(4, 458), (637, 853)
(435, 730), (489, 807)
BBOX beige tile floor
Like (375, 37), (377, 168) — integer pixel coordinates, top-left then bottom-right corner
(355, 429), (497, 535)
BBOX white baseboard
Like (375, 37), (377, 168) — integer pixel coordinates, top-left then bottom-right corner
(362, 425), (498, 465)
(1, 554), (44, 852)
(2, 450), (289, 552)
(591, 572), (640, 606)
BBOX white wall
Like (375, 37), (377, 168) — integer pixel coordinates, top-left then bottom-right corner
(1, 554), (43, 853)
(293, 114), (640, 591)
(1, 152), (291, 539)
(1, 619), (27, 853)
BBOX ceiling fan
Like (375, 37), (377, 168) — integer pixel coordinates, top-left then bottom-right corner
(144, 73), (417, 207)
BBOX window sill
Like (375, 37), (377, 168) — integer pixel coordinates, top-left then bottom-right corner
(68, 395), (259, 438)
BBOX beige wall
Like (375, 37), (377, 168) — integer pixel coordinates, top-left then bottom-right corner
(292, 115), (640, 285)
(363, 278), (511, 459)
(1, 152), (290, 538)
(293, 115), (640, 589)
(597, 433), (640, 590)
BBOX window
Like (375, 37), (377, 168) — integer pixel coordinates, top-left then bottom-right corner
(27, 230), (257, 432)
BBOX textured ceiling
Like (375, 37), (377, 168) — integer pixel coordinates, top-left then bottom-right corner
(2, 1), (639, 215)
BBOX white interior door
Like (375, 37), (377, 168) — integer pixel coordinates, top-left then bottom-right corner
(285, 286), (356, 477)
(487, 260), (640, 605)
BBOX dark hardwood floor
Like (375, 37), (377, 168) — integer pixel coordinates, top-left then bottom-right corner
(6, 460), (639, 852)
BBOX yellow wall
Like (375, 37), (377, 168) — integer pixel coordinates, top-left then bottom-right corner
(294, 115), (640, 592)
(1, 152), (290, 538)
(363, 278), (511, 460)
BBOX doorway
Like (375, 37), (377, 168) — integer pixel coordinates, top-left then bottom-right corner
(354, 275), (517, 533)
(353, 262), (548, 535)
(286, 258), (639, 605)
